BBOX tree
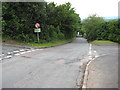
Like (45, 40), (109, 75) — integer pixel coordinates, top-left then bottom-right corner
(2, 2), (81, 42)
(82, 14), (104, 41)
(55, 2), (81, 39)
(81, 14), (120, 43)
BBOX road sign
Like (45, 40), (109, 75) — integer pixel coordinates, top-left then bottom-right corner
(35, 23), (40, 28)
(34, 28), (41, 42)
(34, 28), (41, 32)
(34, 23), (41, 42)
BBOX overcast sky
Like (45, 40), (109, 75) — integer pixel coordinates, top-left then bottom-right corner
(46, 0), (119, 19)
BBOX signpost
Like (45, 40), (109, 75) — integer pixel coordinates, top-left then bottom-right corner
(35, 23), (40, 29)
(34, 23), (41, 42)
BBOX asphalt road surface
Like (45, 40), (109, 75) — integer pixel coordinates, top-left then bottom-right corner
(2, 43), (33, 56)
(87, 44), (118, 88)
(2, 37), (89, 88)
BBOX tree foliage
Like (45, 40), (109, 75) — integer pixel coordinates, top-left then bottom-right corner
(81, 15), (120, 43)
(81, 14), (104, 41)
(2, 2), (81, 42)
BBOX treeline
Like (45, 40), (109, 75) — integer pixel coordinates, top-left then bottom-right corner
(2, 2), (81, 42)
(81, 15), (120, 43)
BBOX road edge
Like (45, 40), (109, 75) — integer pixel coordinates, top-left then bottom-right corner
(81, 44), (99, 88)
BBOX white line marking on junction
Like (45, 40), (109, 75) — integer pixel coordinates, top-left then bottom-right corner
(20, 49), (25, 51)
(88, 44), (92, 60)
(13, 51), (19, 53)
(20, 52), (26, 54)
(4, 55), (12, 59)
(14, 53), (20, 56)
(26, 51), (31, 53)
(31, 50), (35, 51)
(2, 48), (44, 60)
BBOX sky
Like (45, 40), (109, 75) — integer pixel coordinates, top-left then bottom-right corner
(46, 0), (119, 19)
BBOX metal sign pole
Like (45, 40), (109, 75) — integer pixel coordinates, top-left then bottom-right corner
(35, 23), (40, 43)
(37, 32), (39, 42)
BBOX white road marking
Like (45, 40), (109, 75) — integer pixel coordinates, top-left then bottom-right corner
(2, 54), (4, 56)
(20, 49), (25, 51)
(14, 53), (20, 56)
(26, 51), (31, 53)
(82, 44), (99, 88)
(0, 54), (5, 57)
(2, 48), (44, 60)
(4, 55), (12, 59)
(13, 51), (19, 53)
(8, 52), (11, 54)
(20, 52), (26, 54)
(31, 49), (35, 51)
(89, 44), (92, 50)
(88, 44), (92, 60)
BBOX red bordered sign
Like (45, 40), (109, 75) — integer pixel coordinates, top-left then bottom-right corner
(35, 23), (40, 29)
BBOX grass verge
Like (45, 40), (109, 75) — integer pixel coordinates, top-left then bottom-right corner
(2, 37), (75, 48)
(90, 40), (117, 45)
(25, 39), (74, 48)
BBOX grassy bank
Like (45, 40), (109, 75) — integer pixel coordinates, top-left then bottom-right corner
(2, 37), (75, 48)
(90, 40), (118, 45)
(26, 39), (74, 47)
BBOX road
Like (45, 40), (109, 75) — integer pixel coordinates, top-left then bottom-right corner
(2, 37), (90, 88)
(87, 44), (118, 88)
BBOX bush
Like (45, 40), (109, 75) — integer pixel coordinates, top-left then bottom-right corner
(82, 15), (119, 43)
(2, 19), (7, 36)
(48, 25), (58, 41)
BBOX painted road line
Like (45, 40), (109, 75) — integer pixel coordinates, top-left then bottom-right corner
(20, 52), (26, 54)
(88, 44), (92, 60)
(8, 52), (11, 54)
(31, 49), (35, 51)
(7, 52), (13, 55)
(26, 50), (32, 53)
(4, 55), (12, 59)
(13, 51), (20, 53)
(89, 44), (92, 50)
(14, 53), (21, 56)
(82, 44), (93, 88)
(82, 44), (99, 88)
(20, 49), (25, 52)
(1, 48), (42, 60)
(0, 54), (5, 57)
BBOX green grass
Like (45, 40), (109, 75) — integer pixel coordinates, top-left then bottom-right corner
(90, 40), (118, 45)
(25, 39), (74, 48)
(2, 37), (75, 48)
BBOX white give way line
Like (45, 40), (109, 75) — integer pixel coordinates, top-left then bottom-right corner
(0, 48), (44, 60)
